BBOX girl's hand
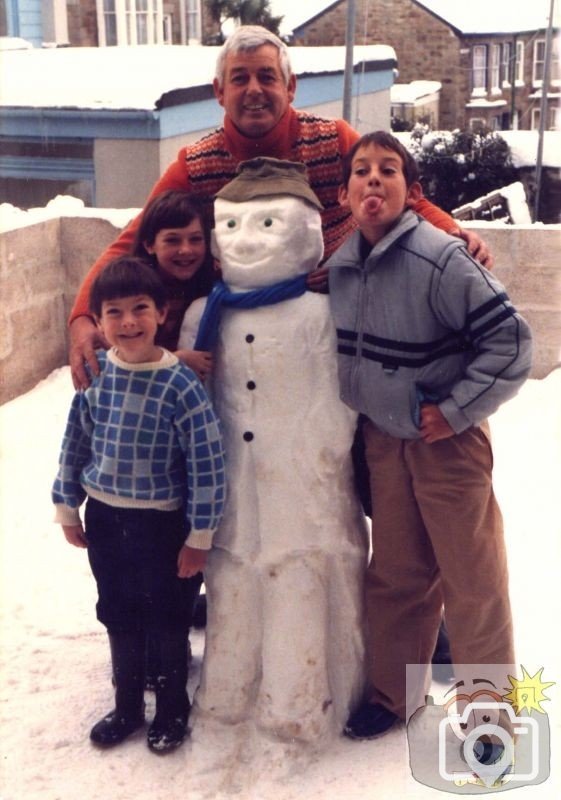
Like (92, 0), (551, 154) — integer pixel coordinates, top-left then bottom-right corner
(176, 349), (213, 381)
(419, 404), (454, 444)
(62, 524), (88, 548)
(177, 545), (207, 578)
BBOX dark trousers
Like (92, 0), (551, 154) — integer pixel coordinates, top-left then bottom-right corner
(85, 497), (202, 635)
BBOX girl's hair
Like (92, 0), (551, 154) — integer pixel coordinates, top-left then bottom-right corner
(89, 256), (168, 317)
(341, 131), (420, 188)
(132, 190), (216, 295)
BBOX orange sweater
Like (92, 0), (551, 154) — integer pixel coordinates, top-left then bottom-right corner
(70, 107), (455, 322)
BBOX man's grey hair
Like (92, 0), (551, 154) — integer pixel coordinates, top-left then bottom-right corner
(214, 25), (293, 87)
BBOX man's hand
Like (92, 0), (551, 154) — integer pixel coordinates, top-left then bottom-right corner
(306, 266), (329, 293)
(419, 404), (455, 444)
(62, 524), (88, 548)
(451, 227), (494, 270)
(176, 350), (213, 382)
(69, 316), (108, 390)
(177, 544), (207, 578)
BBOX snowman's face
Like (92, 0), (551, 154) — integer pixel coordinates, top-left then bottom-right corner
(212, 195), (324, 290)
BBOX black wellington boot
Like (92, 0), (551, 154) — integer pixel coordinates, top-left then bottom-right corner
(90, 631), (146, 747)
(147, 631), (191, 754)
(431, 618), (454, 682)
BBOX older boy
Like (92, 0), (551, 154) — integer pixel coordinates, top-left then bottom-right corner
(326, 131), (532, 739)
(52, 257), (225, 753)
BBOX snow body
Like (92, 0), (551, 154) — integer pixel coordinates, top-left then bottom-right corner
(179, 192), (368, 743)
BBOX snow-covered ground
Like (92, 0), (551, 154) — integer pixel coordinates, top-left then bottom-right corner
(0, 367), (560, 799)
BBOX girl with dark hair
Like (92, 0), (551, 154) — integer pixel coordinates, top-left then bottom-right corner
(132, 190), (217, 381)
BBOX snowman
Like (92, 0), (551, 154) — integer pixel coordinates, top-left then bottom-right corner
(179, 158), (368, 744)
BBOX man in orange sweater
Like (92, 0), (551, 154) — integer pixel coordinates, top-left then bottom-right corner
(69, 25), (491, 391)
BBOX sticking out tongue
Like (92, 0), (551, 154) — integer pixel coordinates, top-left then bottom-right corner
(364, 196), (383, 214)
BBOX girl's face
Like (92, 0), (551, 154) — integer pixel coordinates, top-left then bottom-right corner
(145, 217), (207, 282)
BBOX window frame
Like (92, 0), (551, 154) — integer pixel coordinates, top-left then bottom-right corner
(472, 45), (488, 96)
(97, 0), (164, 46)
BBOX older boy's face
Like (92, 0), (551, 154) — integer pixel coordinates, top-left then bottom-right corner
(338, 143), (421, 245)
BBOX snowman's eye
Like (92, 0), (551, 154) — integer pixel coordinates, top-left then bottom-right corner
(227, 219), (236, 229)
(263, 218), (273, 227)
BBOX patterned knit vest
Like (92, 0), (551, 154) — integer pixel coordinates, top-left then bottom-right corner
(184, 112), (356, 261)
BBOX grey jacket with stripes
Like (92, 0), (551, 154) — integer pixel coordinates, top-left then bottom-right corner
(326, 209), (532, 439)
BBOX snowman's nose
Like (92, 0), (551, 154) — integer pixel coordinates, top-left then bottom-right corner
(232, 238), (259, 256)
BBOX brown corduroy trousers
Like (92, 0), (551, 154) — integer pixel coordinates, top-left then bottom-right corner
(362, 419), (515, 719)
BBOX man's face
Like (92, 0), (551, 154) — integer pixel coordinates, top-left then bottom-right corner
(213, 44), (296, 137)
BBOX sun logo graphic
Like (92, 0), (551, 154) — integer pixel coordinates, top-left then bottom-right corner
(503, 666), (554, 715)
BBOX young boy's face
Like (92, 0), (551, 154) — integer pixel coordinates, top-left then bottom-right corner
(338, 142), (422, 245)
(95, 295), (167, 364)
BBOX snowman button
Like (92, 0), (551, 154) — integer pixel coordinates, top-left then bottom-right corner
(247, 381), (256, 390)
(245, 334), (255, 343)
(243, 431), (254, 442)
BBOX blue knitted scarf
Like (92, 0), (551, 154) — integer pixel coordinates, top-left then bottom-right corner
(194, 275), (309, 351)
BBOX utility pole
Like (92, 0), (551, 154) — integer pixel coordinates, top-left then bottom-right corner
(342, 0), (357, 123)
(533, 0), (556, 222)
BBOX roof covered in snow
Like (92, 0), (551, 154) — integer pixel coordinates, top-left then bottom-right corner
(0, 43), (395, 111)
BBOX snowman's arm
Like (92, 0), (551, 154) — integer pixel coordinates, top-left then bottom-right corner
(178, 297), (208, 349)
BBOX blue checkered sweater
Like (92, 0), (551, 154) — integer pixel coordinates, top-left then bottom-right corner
(52, 348), (226, 549)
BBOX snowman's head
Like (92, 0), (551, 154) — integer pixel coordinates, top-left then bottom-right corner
(211, 158), (324, 291)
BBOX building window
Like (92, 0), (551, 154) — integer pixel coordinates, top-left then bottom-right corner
(532, 104), (561, 131)
(186, 0), (201, 42)
(98, 0), (164, 46)
(490, 44), (501, 93)
(469, 117), (487, 132)
(515, 41), (524, 84)
(533, 36), (561, 87)
(472, 45), (487, 95)
(534, 39), (547, 84)
(501, 42), (511, 86)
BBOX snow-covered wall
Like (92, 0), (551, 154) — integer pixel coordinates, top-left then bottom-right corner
(0, 201), (559, 404)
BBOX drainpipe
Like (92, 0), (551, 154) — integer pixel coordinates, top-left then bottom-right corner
(342, 0), (357, 123)
(510, 34), (517, 128)
(533, 0), (555, 222)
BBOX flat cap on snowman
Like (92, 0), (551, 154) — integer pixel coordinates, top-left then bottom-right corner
(215, 157), (324, 210)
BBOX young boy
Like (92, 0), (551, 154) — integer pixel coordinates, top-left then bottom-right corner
(52, 257), (225, 753)
(326, 131), (532, 739)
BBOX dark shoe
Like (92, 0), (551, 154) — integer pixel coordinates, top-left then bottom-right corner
(431, 619), (452, 665)
(90, 709), (144, 746)
(431, 619), (455, 682)
(94, 631), (146, 746)
(147, 705), (190, 754)
(343, 702), (398, 740)
(192, 593), (207, 629)
(147, 630), (190, 754)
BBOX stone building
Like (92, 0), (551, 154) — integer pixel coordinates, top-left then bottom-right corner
(0, 1), (219, 47)
(287, 0), (560, 132)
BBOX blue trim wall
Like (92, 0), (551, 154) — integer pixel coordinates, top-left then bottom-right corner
(0, 67), (394, 142)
